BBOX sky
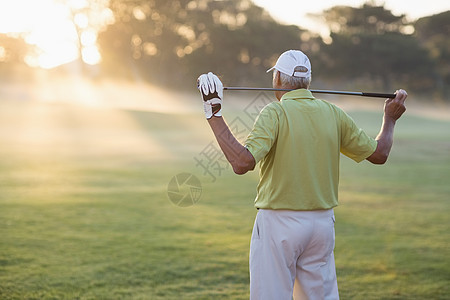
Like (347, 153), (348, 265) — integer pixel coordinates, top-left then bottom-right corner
(253, 0), (450, 35)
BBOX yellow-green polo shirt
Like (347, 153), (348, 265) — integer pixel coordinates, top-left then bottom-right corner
(245, 89), (377, 210)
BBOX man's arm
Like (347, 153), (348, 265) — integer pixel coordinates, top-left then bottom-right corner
(197, 72), (256, 174)
(367, 89), (407, 164)
(207, 117), (256, 175)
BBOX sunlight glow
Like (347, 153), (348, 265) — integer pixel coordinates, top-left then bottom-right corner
(0, 0), (114, 69)
(68, 0), (89, 10)
(0, 46), (6, 62)
(82, 46), (101, 65)
(74, 13), (89, 29)
(81, 30), (97, 47)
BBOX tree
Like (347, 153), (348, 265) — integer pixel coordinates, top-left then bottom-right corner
(54, 0), (113, 71)
(0, 34), (33, 80)
(414, 11), (450, 100)
(321, 3), (407, 35)
(97, 0), (311, 88)
(0, 34), (30, 64)
(317, 3), (435, 94)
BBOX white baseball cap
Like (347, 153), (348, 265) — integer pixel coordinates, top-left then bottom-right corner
(267, 50), (311, 78)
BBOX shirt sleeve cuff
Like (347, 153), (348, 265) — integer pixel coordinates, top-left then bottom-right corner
(245, 144), (262, 164)
(353, 138), (378, 163)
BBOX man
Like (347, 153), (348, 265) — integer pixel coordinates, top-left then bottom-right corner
(197, 50), (407, 300)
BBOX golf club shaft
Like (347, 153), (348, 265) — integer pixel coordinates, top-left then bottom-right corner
(223, 87), (396, 98)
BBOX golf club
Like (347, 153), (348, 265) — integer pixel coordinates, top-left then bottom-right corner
(223, 87), (396, 98)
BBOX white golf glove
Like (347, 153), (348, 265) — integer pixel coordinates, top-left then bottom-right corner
(197, 72), (223, 119)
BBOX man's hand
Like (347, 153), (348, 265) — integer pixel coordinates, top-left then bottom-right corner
(197, 72), (223, 119)
(384, 89), (407, 121)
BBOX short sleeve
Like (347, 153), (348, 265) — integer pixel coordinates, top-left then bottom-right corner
(245, 103), (280, 164)
(340, 111), (377, 162)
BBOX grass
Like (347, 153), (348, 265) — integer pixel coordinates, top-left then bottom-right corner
(335, 111), (450, 299)
(0, 95), (449, 299)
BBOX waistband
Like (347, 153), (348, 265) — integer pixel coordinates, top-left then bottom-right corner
(258, 208), (334, 219)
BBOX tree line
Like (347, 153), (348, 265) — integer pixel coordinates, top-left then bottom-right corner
(1, 0), (448, 101)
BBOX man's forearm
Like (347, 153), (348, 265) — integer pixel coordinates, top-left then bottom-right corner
(366, 89), (407, 164)
(367, 116), (396, 164)
(207, 117), (255, 174)
(376, 115), (396, 153)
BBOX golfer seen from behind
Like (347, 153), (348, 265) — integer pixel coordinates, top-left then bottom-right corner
(197, 50), (407, 300)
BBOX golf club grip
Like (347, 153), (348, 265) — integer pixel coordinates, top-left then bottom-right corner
(361, 92), (396, 98)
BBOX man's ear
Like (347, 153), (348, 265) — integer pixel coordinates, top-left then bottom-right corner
(274, 70), (281, 86)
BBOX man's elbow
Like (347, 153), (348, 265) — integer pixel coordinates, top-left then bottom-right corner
(366, 153), (388, 164)
(233, 167), (247, 175)
(366, 141), (391, 164)
(232, 161), (255, 175)
(231, 153), (256, 175)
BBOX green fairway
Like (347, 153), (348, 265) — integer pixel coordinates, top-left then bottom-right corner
(0, 97), (449, 299)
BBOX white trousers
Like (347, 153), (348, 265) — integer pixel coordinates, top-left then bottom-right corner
(249, 209), (339, 300)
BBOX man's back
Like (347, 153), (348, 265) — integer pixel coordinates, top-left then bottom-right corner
(245, 89), (377, 210)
